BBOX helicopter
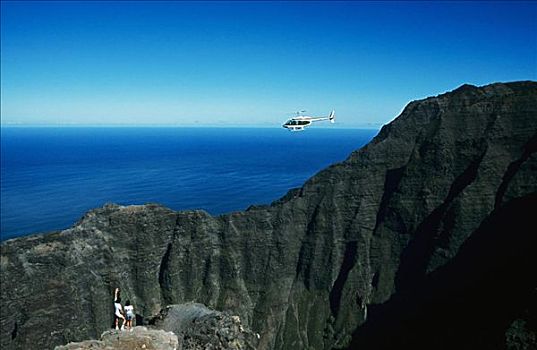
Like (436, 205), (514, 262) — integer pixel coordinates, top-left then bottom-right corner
(282, 110), (335, 131)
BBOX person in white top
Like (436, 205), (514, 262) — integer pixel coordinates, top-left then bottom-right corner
(124, 300), (135, 330)
(113, 288), (126, 330)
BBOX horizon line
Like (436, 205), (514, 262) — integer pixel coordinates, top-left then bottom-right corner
(0, 123), (383, 129)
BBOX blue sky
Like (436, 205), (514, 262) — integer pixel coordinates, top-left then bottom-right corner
(1, 1), (536, 127)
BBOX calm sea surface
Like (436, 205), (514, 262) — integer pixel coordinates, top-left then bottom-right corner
(1, 127), (377, 240)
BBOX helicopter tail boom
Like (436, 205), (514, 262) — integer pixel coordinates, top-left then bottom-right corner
(329, 110), (335, 123)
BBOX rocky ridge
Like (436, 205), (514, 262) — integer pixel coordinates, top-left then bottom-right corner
(55, 327), (178, 350)
(149, 303), (259, 350)
(1, 81), (536, 349)
(55, 303), (258, 350)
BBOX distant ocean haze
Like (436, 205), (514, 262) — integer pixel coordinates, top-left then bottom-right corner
(0, 127), (378, 240)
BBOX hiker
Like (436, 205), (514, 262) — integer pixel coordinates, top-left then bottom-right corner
(124, 300), (135, 330)
(114, 288), (126, 330)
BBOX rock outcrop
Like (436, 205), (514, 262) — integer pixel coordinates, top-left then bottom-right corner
(55, 327), (178, 350)
(54, 303), (258, 350)
(149, 303), (259, 350)
(1, 81), (536, 350)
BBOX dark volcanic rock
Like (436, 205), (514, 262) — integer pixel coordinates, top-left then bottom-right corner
(1, 81), (536, 350)
(348, 193), (537, 349)
(150, 303), (259, 349)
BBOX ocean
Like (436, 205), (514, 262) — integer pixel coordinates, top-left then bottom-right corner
(0, 127), (377, 240)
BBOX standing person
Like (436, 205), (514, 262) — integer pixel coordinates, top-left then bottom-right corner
(113, 288), (126, 330)
(124, 300), (135, 330)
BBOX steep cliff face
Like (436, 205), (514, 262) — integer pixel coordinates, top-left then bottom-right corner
(1, 81), (536, 350)
(349, 193), (537, 349)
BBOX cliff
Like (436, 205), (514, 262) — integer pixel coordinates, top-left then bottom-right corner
(1, 81), (536, 350)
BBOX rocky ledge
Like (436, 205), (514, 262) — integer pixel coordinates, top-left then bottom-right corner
(1, 81), (536, 350)
(55, 303), (258, 350)
(55, 327), (178, 350)
(149, 303), (259, 350)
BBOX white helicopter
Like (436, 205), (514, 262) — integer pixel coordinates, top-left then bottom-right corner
(282, 110), (335, 131)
